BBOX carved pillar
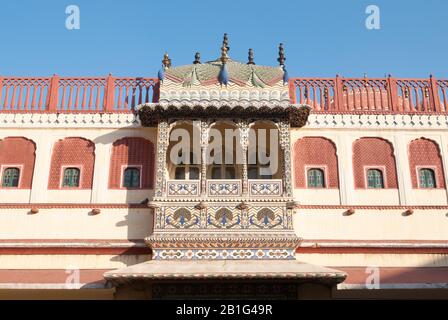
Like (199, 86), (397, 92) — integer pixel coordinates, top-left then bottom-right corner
(199, 120), (210, 196)
(279, 120), (293, 197)
(238, 120), (250, 196)
(155, 121), (170, 197)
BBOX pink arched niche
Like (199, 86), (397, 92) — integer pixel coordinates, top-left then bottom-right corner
(408, 138), (445, 189)
(0, 137), (36, 189)
(293, 137), (339, 188)
(48, 137), (95, 189)
(109, 137), (155, 189)
(352, 137), (398, 189)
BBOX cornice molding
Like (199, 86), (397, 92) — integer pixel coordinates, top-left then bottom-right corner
(305, 113), (448, 130)
(0, 112), (140, 128)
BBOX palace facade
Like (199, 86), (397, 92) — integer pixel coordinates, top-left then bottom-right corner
(1, 36), (448, 299)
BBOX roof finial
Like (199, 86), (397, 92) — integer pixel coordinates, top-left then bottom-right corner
(247, 48), (255, 65)
(162, 52), (171, 68)
(277, 43), (285, 66)
(220, 33), (229, 64)
(193, 52), (201, 64)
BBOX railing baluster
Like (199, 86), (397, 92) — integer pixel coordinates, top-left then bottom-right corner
(24, 85), (30, 110)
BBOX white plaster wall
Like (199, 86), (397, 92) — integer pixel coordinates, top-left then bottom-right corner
(0, 208), (153, 239)
(407, 190), (447, 205)
(295, 253), (448, 267)
(293, 189), (340, 205)
(353, 189), (400, 205)
(0, 190), (31, 203)
(294, 209), (448, 240)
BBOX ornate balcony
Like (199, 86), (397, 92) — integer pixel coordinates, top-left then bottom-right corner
(249, 179), (283, 196)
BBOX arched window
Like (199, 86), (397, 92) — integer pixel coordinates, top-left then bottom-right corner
(175, 152), (200, 180)
(367, 169), (384, 189)
(307, 168), (325, 188)
(210, 151), (237, 179)
(123, 167), (140, 188)
(419, 168), (436, 188)
(248, 151), (273, 180)
(62, 168), (80, 187)
(2, 167), (20, 187)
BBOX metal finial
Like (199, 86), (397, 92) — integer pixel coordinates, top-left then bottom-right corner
(162, 52), (171, 68)
(277, 43), (285, 66)
(193, 52), (201, 64)
(223, 33), (230, 52)
(220, 33), (229, 64)
(247, 48), (255, 65)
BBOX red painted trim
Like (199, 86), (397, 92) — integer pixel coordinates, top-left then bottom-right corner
(1, 203), (448, 210)
(0, 267), (446, 286)
(297, 247), (448, 254)
(0, 203), (149, 209)
(295, 204), (448, 209)
(0, 239), (151, 255)
(0, 247), (151, 255)
(0, 269), (110, 284)
(336, 267), (448, 285)
(301, 239), (448, 244)
(0, 239), (144, 243)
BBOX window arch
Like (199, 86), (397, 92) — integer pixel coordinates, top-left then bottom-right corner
(62, 167), (80, 187)
(409, 138), (445, 189)
(367, 169), (384, 189)
(49, 137), (95, 189)
(419, 168), (436, 188)
(2, 167), (20, 187)
(307, 168), (325, 188)
(294, 137), (339, 188)
(109, 137), (155, 189)
(352, 138), (398, 189)
(123, 167), (141, 188)
(175, 151), (200, 180)
(0, 137), (36, 189)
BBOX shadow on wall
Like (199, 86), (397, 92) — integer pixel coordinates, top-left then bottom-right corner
(93, 125), (156, 266)
(334, 255), (448, 299)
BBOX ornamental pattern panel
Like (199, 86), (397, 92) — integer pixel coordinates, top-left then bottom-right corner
(207, 207), (241, 229)
(249, 180), (282, 196)
(153, 248), (295, 260)
(248, 207), (284, 229)
(207, 180), (241, 196)
(167, 181), (199, 196)
(162, 207), (200, 229)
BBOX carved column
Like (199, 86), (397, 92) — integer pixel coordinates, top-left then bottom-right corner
(279, 120), (293, 197)
(155, 120), (170, 197)
(199, 120), (210, 196)
(238, 120), (250, 196)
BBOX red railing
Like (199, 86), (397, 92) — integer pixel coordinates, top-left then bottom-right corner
(1, 74), (447, 114)
(289, 75), (448, 113)
(0, 75), (158, 113)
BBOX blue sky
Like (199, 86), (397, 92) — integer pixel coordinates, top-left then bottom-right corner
(0, 0), (447, 78)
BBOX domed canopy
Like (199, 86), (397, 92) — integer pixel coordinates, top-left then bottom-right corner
(165, 58), (285, 88)
(138, 35), (310, 127)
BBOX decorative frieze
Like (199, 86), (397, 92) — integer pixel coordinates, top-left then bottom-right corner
(153, 248), (295, 260)
(0, 112), (138, 128)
